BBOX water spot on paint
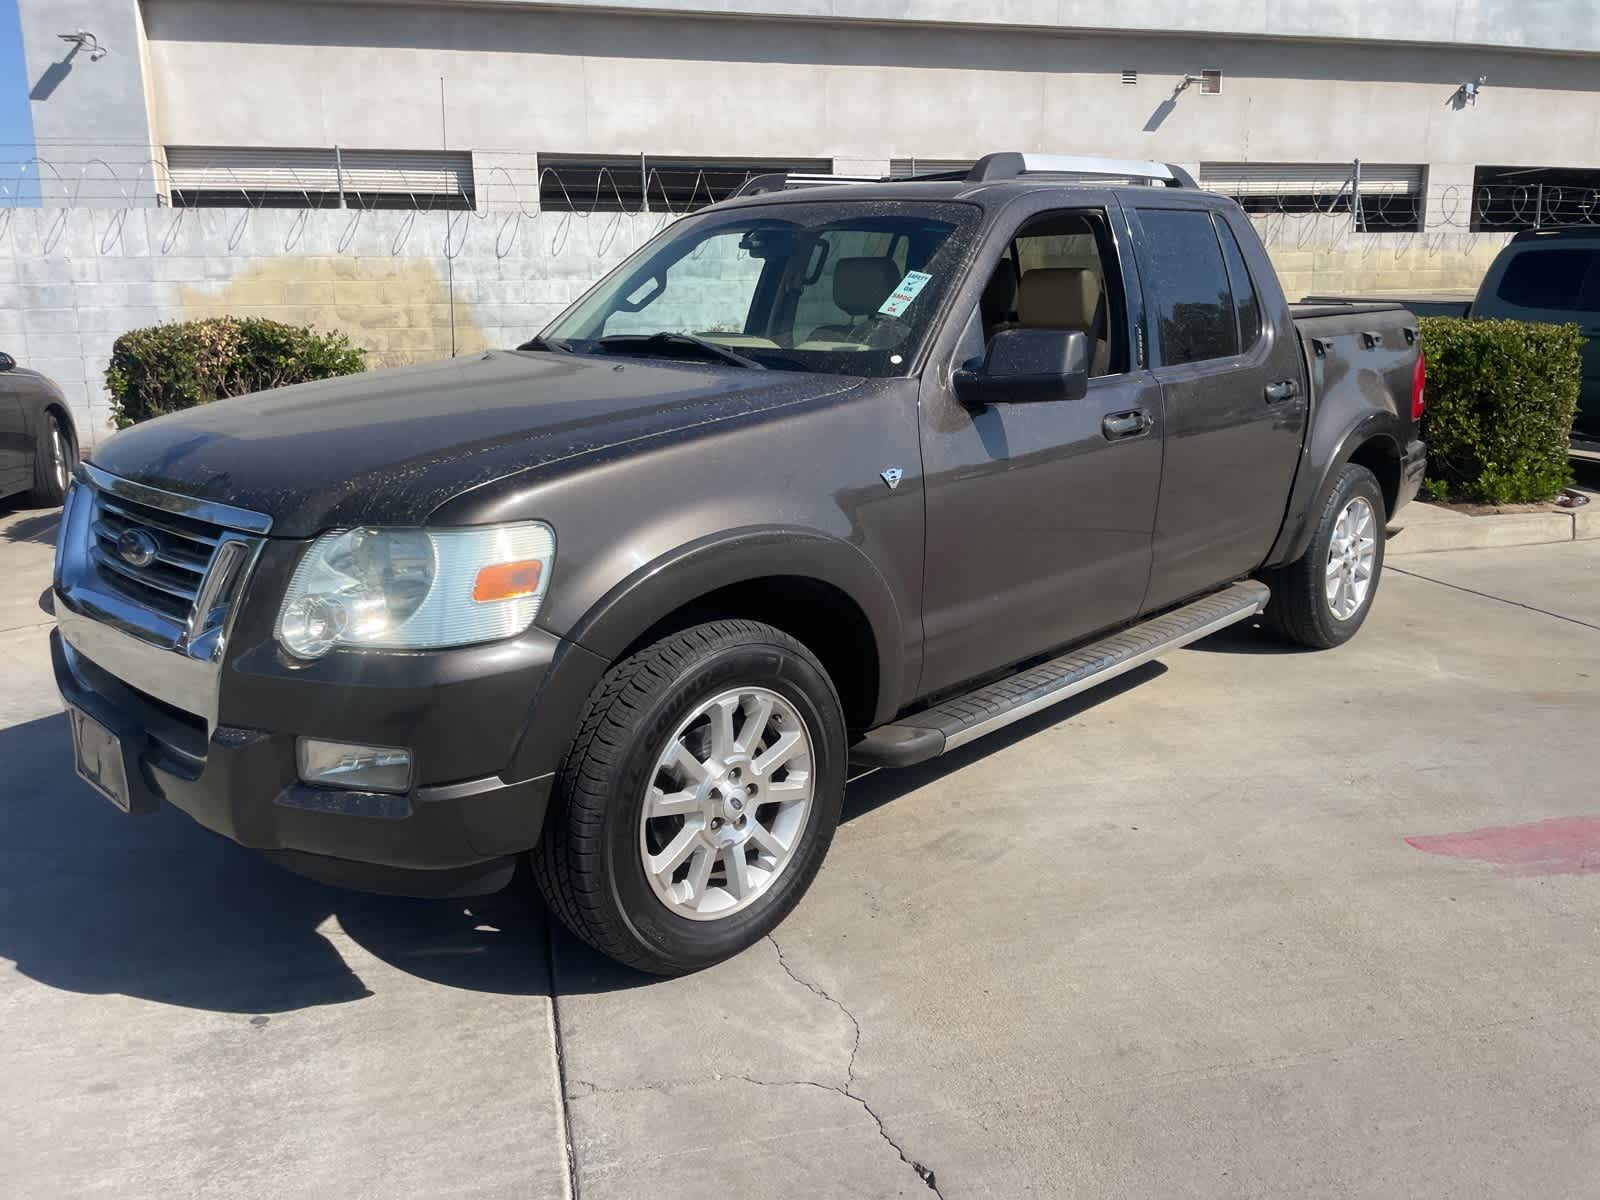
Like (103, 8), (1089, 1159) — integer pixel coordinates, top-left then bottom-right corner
(250, 1015), (270, 1027)
(1406, 816), (1600, 877)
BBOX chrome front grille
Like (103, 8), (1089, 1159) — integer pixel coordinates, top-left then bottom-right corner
(55, 466), (274, 732)
(88, 491), (222, 622)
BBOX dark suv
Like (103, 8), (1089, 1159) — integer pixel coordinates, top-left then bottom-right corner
(53, 154), (1424, 974)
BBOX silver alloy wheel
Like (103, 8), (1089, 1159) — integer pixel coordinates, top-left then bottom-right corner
(49, 417), (69, 492)
(1326, 495), (1378, 620)
(639, 686), (815, 921)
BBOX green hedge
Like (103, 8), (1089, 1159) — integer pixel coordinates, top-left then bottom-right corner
(1418, 317), (1582, 505)
(106, 316), (366, 429)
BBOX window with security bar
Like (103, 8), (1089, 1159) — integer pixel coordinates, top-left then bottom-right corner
(1471, 166), (1600, 232)
(537, 156), (831, 213)
(1199, 163), (1426, 233)
(165, 147), (474, 210)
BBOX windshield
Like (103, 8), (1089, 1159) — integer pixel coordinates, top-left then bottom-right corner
(537, 200), (980, 376)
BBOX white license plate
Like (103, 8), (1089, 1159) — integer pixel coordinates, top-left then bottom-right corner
(69, 707), (132, 813)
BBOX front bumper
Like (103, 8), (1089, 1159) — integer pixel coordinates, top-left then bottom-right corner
(53, 627), (558, 887)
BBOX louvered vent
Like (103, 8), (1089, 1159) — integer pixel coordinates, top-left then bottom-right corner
(164, 147), (474, 208)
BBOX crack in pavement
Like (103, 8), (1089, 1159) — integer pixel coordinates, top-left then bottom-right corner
(545, 920), (580, 1200)
(767, 934), (945, 1198)
(1387, 565), (1600, 633)
(0, 619), (54, 635)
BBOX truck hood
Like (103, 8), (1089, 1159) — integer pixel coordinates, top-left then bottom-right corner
(89, 350), (860, 538)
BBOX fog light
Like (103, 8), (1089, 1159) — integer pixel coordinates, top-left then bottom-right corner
(297, 739), (413, 794)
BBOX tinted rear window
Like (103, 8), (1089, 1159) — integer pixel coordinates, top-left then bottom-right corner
(1495, 248), (1600, 312)
(1135, 209), (1239, 365)
(1215, 219), (1263, 350)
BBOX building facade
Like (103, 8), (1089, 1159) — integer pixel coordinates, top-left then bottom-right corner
(5, 0), (1600, 439)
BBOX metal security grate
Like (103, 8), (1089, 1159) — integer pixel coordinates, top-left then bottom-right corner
(88, 491), (223, 622)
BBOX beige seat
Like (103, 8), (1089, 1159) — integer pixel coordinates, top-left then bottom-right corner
(807, 257), (902, 343)
(1013, 267), (1111, 375)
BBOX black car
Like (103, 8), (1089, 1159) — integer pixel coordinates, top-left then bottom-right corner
(0, 351), (79, 506)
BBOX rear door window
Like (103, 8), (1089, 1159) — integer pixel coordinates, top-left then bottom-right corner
(1495, 248), (1600, 313)
(1134, 209), (1239, 365)
(1215, 219), (1263, 350)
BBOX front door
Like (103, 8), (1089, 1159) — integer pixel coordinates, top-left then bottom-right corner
(916, 204), (1162, 699)
(1126, 205), (1307, 612)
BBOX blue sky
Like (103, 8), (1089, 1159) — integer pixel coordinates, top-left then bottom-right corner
(1, 0), (40, 205)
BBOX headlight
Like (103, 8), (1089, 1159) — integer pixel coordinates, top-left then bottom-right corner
(276, 523), (554, 659)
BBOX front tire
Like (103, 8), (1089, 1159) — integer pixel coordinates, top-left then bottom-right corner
(1262, 463), (1386, 649)
(532, 620), (846, 976)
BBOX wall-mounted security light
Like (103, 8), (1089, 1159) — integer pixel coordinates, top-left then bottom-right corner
(58, 29), (108, 61)
(1455, 76), (1487, 106)
(1171, 70), (1223, 99)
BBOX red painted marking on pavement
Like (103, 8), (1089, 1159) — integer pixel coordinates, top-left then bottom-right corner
(1406, 816), (1600, 877)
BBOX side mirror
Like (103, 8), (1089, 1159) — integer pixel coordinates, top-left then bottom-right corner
(953, 329), (1089, 407)
(0, 351), (15, 372)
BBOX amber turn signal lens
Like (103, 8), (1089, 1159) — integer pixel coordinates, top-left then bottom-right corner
(473, 560), (543, 603)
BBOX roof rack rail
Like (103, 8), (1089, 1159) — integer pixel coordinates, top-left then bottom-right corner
(732, 172), (882, 197)
(729, 154), (1197, 199)
(965, 153), (1196, 188)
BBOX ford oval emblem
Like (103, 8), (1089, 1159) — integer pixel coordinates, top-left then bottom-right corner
(116, 528), (159, 569)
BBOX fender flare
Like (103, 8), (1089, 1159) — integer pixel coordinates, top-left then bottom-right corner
(507, 527), (908, 781)
(568, 526), (905, 712)
(1267, 413), (1405, 568)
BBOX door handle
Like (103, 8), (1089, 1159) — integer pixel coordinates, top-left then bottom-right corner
(1264, 379), (1302, 404)
(1102, 409), (1153, 440)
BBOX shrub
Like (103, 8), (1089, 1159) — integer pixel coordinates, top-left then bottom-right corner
(106, 316), (366, 428)
(1417, 317), (1582, 504)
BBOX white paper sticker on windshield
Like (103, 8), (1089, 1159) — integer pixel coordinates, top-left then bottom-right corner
(878, 270), (933, 318)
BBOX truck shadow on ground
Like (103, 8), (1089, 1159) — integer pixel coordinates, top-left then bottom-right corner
(0, 711), (548, 1014)
(1180, 617), (1309, 656)
(0, 627), (1285, 1011)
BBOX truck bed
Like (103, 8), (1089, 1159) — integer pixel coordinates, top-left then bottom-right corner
(1297, 294), (1474, 319)
(1290, 304), (1419, 411)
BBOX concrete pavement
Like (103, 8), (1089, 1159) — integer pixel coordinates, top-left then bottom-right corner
(4, 500), (1599, 1198)
(0, 505), (571, 1200)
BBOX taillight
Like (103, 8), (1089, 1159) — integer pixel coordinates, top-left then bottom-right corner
(1411, 352), (1427, 423)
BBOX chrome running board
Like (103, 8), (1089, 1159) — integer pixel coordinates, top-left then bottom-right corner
(850, 581), (1270, 768)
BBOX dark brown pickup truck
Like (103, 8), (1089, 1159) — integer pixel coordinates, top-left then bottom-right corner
(53, 153), (1425, 974)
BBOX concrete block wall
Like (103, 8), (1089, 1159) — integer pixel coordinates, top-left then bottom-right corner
(1248, 214), (1510, 303)
(0, 200), (1505, 450)
(0, 204), (675, 447)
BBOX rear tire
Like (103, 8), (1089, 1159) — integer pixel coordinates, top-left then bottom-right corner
(1261, 463), (1386, 649)
(27, 410), (75, 506)
(532, 620), (846, 976)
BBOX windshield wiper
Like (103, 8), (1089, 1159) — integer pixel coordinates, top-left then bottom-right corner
(595, 332), (767, 370)
(517, 335), (576, 354)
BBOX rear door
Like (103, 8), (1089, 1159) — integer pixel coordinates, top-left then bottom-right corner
(915, 200), (1163, 698)
(1128, 203), (1307, 612)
